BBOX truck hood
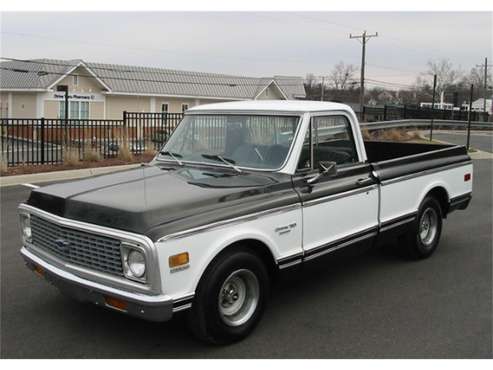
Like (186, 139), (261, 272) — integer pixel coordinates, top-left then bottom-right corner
(26, 164), (298, 241)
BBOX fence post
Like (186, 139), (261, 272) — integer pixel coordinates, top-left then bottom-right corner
(466, 84), (473, 151)
(123, 110), (129, 148)
(403, 105), (407, 119)
(40, 117), (45, 164)
(362, 106), (366, 122)
(383, 105), (387, 121)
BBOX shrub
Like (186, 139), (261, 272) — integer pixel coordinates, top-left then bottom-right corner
(83, 144), (101, 162)
(0, 154), (7, 173)
(63, 146), (80, 166)
(117, 143), (134, 162)
(143, 140), (157, 157)
(361, 128), (372, 140)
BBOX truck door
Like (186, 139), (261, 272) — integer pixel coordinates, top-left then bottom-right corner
(293, 114), (379, 261)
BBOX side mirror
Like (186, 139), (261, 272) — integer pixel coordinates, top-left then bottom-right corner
(306, 161), (337, 185)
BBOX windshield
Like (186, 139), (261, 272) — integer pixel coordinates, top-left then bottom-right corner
(159, 114), (301, 170)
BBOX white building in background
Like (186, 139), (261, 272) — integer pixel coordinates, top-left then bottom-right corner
(0, 58), (306, 119)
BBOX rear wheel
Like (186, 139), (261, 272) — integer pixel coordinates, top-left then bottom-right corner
(403, 196), (443, 259)
(187, 248), (270, 344)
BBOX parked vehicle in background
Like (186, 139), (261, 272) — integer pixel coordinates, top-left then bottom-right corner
(103, 140), (120, 156)
(129, 139), (147, 154)
(19, 101), (473, 344)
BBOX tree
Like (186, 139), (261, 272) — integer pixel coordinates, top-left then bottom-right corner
(416, 59), (463, 96)
(329, 62), (357, 90)
(463, 65), (492, 90)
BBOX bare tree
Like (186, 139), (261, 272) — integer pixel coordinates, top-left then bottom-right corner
(304, 73), (317, 89)
(417, 59), (463, 97)
(463, 66), (492, 89)
(329, 62), (357, 90)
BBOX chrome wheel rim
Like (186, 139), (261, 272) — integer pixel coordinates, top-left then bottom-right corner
(419, 207), (438, 247)
(218, 269), (259, 327)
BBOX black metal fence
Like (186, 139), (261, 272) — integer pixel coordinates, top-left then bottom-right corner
(1, 108), (490, 168)
(0, 112), (184, 167)
(362, 104), (490, 123)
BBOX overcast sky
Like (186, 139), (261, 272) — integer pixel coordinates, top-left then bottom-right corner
(1, 12), (491, 87)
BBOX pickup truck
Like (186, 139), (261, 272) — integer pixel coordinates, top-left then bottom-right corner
(19, 101), (473, 344)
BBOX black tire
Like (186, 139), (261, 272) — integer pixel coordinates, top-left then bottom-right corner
(187, 247), (270, 344)
(402, 196), (443, 259)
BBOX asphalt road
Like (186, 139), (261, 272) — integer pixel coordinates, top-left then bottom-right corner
(1, 160), (491, 359)
(430, 131), (493, 153)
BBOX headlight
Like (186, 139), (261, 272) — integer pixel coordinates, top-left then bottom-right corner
(121, 244), (147, 282)
(20, 213), (32, 244)
(127, 250), (146, 278)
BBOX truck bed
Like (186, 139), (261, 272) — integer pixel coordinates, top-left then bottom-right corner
(364, 140), (471, 182)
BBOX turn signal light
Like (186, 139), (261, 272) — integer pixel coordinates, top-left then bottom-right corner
(169, 252), (189, 268)
(464, 173), (471, 182)
(104, 295), (128, 311)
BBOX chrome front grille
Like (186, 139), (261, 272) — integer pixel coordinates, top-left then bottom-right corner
(30, 215), (124, 276)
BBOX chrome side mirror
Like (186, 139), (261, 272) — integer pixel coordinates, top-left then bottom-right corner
(306, 161), (337, 185)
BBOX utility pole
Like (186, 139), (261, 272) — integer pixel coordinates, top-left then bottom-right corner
(476, 57), (492, 113)
(350, 30), (378, 117)
(321, 76), (325, 102)
(430, 74), (437, 141)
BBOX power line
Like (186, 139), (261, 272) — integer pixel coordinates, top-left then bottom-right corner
(350, 31), (378, 115)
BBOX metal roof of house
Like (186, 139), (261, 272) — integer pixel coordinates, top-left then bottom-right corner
(0, 58), (306, 100)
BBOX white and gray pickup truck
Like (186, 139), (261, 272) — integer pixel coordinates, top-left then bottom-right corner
(19, 101), (473, 344)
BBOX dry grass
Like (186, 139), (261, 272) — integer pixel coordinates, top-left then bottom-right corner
(143, 140), (157, 157)
(0, 154), (8, 174)
(361, 128), (372, 141)
(366, 128), (421, 142)
(63, 146), (80, 166)
(117, 143), (134, 162)
(82, 144), (101, 162)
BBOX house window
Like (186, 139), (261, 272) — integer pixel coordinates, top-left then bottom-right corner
(80, 101), (89, 119)
(161, 103), (169, 113)
(59, 101), (89, 119)
(73, 75), (79, 86)
(182, 103), (189, 113)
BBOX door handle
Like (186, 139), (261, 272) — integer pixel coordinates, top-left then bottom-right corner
(356, 178), (374, 187)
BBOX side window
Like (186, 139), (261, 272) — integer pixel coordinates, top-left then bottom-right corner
(297, 115), (358, 171)
(313, 115), (358, 167)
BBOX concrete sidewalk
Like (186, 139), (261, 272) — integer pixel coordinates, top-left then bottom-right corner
(0, 163), (141, 187)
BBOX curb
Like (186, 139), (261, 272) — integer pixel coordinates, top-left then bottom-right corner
(417, 131), (493, 160)
(0, 163), (141, 187)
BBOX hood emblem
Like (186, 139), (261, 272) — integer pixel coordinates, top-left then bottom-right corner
(54, 238), (71, 253)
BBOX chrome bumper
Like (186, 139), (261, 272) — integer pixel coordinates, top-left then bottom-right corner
(21, 246), (177, 322)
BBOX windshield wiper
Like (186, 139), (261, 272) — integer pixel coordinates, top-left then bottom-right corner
(201, 154), (242, 173)
(159, 150), (183, 165)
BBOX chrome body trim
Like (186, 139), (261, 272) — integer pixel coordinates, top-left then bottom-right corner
(21, 246), (170, 304)
(303, 184), (378, 207)
(157, 202), (302, 243)
(379, 216), (416, 232)
(380, 161), (472, 186)
(19, 203), (162, 295)
(21, 246), (193, 322)
(303, 229), (378, 262)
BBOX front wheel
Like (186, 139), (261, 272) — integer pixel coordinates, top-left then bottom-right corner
(402, 196), (443, 259)
(187, 248), (270, 344)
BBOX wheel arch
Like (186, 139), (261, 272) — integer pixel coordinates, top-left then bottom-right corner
(422, 185), (450, 217)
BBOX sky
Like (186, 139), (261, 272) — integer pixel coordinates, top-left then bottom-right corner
(0, 12), (491, 88)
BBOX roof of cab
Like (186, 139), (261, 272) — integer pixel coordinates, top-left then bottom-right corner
(187, 100), (353, 113)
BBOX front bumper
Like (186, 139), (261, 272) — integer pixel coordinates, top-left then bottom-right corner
(21, 246), (177, 322)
